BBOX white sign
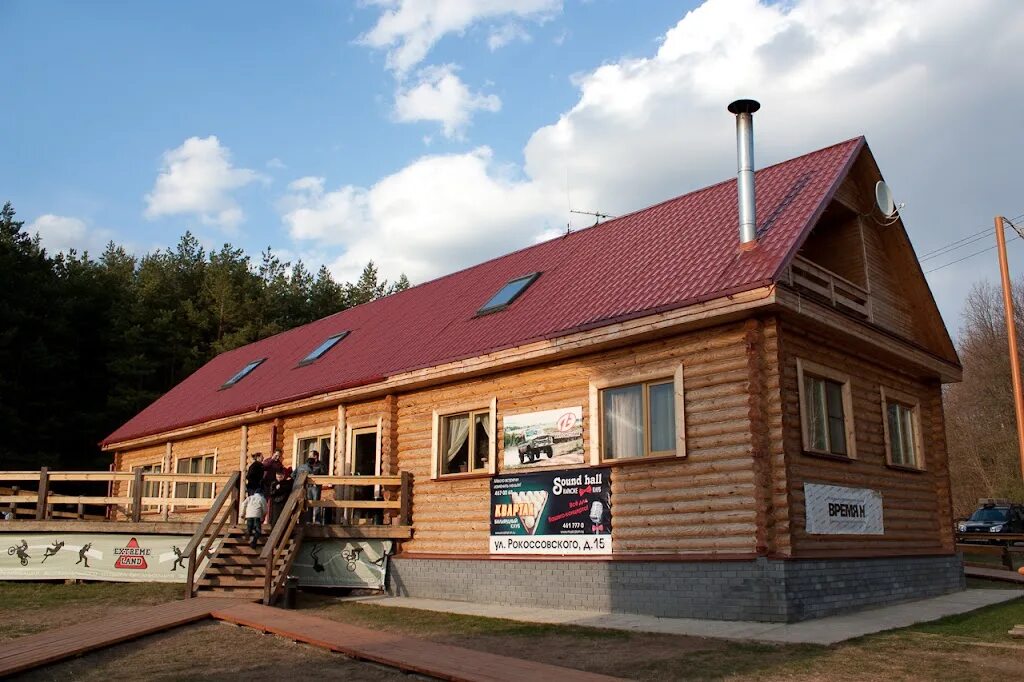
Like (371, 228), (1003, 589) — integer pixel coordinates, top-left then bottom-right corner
(291, 540), (392, 588)
(804, 483), (884, 535)
(0, 533), (218, 582)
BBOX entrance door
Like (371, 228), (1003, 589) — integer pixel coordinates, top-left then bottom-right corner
(350, 427), (379, 523)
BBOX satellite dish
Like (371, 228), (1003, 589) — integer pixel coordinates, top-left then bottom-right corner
(875, 181), (896, 218)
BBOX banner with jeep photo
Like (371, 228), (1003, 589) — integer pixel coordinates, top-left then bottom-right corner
(502, 406), (584, 470)
(489, 468), (611, 555)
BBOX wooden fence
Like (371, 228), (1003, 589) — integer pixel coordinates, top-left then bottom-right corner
(0, 468), (234, 522)
(955, 532), (1024, 584)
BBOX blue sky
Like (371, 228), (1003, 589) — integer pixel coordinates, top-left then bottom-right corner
(4, 0), (1024, 332)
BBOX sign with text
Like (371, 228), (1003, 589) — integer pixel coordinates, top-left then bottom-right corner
(804, 483), (884, 535)
(489, 468), (612, 555)
(0, 533), (218, 582)
(502, 406), (585, 470)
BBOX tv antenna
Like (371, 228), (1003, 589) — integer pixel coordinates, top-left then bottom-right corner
(570, 209), (615, 226)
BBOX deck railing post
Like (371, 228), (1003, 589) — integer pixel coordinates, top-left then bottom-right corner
(77, 502), (84, 520)
(131, 469), (144, 522)
(35, 467), (49, 520)
(186, 548), (196, 599)
(10, 485), (19, 518)
(399, 471), (412, 527)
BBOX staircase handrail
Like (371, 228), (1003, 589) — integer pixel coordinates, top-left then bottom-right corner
(184, 470), (240, 599)
(260, 470), (307, 604)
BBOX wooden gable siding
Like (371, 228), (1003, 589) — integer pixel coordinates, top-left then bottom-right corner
(860, 219), (917, 339)
(778, 322), (954, 557)
(397, 321), (768, 556)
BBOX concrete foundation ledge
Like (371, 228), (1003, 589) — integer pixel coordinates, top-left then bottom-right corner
(387, 554), (966, 623)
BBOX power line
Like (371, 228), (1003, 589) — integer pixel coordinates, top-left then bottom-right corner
(917, 212), (1024, 262)
(924, 235), (1021, 274)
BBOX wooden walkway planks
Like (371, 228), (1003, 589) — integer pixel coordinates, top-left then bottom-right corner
(210, 602), (626, 682)
(964, 565), (1024, 584)
(0, 597), (243, 678)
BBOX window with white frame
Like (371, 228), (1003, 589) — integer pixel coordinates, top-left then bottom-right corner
(432, 400), (496, 478)
(797, 359), (855, 458)
(296, 433), (331, 474)
(589, 363), (685, 463)
(133, 463), (162, 510)
(174, 454), (215, 499)
(882, 387), (923, 469)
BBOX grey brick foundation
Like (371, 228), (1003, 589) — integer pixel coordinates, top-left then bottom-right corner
(387, 554), (964, 622)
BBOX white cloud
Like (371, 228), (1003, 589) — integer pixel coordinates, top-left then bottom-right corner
(144, 136), (263, 231)
(291, 0), (1023, 330)
(394, 64), (501, 138)
(266, 157), (287, 170)
(360, 0), (561, 74)
(487, 23), (531, 50)
(28, 214), (114, 255)
(283, 147), (558, 282)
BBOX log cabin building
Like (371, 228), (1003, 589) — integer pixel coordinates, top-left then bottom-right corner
(101, 104), (964, 622)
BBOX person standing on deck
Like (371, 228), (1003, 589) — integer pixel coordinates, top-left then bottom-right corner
(309, 450), (324, 524)
(261, 449), (285, 523)
(269, 469), (291, 527)
(245, 452), (264, 495)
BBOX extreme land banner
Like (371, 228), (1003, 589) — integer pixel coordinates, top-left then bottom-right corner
(490, 468), (611, 555)
(0, 533), (218, 582)
(291, 539), (393, 589)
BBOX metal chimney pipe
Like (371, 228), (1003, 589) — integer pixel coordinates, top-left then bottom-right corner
(728, 99), (761, 247)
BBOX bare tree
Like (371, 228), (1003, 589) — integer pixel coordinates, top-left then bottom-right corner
(946, 280), (1024, 516)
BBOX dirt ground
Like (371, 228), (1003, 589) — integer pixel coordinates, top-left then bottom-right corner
(2, 581), (1023, 681)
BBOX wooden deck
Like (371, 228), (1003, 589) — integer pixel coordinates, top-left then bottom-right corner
(210, 602), (624, 682)
(0, 597), (243, 677)
(964, 565), (1024, 584)
(0, 598), (624, 681)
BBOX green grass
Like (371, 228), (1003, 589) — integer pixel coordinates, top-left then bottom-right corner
(305, 597), (629, 639)
(903, 595), (1024, 639)
(0, 581), (180, 610)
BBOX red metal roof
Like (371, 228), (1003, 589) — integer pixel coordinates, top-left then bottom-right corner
(104, 137), (864, 446)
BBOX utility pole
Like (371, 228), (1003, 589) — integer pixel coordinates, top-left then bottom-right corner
(993, 215), (1024, 481)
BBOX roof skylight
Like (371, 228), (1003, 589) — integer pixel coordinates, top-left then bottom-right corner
(477, 272), (541, 316)
(221, 358), (265, 389)
(298, 331), (349, 366)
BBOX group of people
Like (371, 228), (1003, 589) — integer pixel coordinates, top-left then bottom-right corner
(239, 449), (325, 548)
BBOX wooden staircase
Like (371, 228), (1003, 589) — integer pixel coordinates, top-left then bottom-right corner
(185, 470), (308, 605)
(195, 527), (270, 599)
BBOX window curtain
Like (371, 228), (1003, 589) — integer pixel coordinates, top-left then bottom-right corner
(603, 385), (643, 458)
(445, 415), (470, 464)
(474, 413), (492, 470)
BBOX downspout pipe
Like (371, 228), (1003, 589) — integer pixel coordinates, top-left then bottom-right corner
(728, 99), (761, 248)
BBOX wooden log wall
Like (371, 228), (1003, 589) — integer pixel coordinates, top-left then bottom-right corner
(778, 321), (954, 557)
(397, 321), (765, 556)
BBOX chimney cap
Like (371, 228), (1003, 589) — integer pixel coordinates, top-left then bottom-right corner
(727, 99), (761, 115)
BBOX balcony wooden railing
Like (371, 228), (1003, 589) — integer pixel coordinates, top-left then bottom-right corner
(783, 255), (871, 320)
(306, 472), (412, 526)
(0, 469), (235, 522)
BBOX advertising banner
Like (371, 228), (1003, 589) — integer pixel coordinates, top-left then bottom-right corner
(804, 483), (884, 535)
(0, 533), (218, 582)
(502, 406), (584, 470)
(291, 539), (393, 589)
(490, 468), (611, 555)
